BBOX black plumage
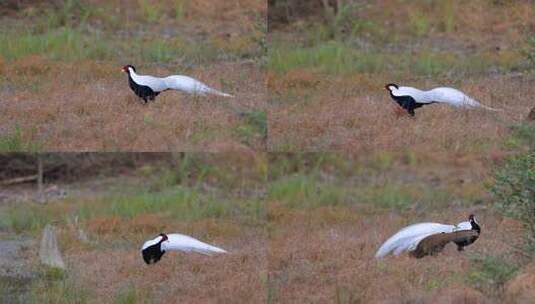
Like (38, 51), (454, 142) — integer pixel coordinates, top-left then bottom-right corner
(123, 65), (159, 103)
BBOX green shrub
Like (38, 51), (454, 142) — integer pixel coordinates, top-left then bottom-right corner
(491, 152), (535, 254)
(525, 37), (535, 70)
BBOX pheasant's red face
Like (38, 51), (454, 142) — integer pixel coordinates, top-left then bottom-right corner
(121, 66), (128, 73)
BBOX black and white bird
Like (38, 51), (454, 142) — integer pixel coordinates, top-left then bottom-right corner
(122, 65), (233, 103)
(385, 84), (500, 116)
(141, 233), (227, 264)
(375, 214), (480, 259)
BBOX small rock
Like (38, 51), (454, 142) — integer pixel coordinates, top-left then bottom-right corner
(39, 224), (65, 270)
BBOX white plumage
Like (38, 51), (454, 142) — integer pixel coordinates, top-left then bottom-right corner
(122, 65), (233, 104)
(385, 84), (500, 114)
(164, 234), (227, 255)
(375, 220), (472, 258)
(129, 67), (232, 97)
(142, 233), (227, 255)
(141, 233), (227, 264)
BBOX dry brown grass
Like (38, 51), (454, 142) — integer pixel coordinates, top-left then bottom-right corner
(0, 58), (265, 151)
(267, 206), (521, 303)
(66, 227), (266, 303)
(269, 73), (534, 152)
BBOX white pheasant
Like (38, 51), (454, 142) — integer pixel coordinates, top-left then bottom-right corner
(385, 83), (500, 116)
(141, 233), (227, 264)
(375, 214), (480, 258)
(122, 65), (233, 103)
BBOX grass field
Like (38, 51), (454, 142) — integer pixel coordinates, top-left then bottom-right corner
(0, 154), (268, 303)
(0, 0), (266, 151)
(268, 0), (535, 152)
(1, 0), (535, 303)
(1, 129), (534, 303)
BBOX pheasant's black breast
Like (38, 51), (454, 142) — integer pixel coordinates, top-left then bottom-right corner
(142, 244), (165, 264)
(128, 75), (159, 102)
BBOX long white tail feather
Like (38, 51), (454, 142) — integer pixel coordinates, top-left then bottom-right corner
(464, 96), (501, 111)
(163, 75), (233, 97)
(204, 87), (234, 97)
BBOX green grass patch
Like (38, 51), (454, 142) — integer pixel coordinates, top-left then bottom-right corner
(268, 41), (524, 76)
(267, 155), (469, 211)
(268, 174), (349, 208)
(0, 127), (42, 152)
(29, 268), (89, 304)
(0, 276), (31, 304)
(268, 41), (387, 74)
(172, 0), (186, 20)
(39, 0), (96, 30)
(356, 184), (416, 210)
(76, 187), (264, 224)
(235, 110), (267, 145)
(468, 255), (519, 292)
(0, 26), (235, 65)
(78, 187), (222, 220)
(114, 285), (150, 304)
(0, 186), (265, 234)
(138, 0), (164, 23)
(491, 150), (535, 256)
(408, 12), (430, 37)
(0, 205), (58, 234)
(361, 183), (455, 210)
(0, 28), (114, 61)
(507, 123), (535, 150)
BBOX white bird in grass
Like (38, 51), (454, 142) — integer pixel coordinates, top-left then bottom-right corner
(375, 214), (480, 259)
(385, 83), (500, 116)
(122, 65), (233, 103)
(141, 233), (227, 264)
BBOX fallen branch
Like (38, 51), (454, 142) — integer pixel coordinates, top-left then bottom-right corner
(0, 175), (38, 186)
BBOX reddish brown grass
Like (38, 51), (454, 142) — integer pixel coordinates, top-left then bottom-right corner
(0, 59), (265, 151)
(267, 207), (521, 303)
(66, 228), (266, 303)
(269, 73), (534, 152)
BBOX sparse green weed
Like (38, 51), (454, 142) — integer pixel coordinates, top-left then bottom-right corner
(468, 255), (518, 293)
(408, 12), (429, 37)
(138, 0), (164, 23)
(29, 268), (89, 304)
(268, 174), (349, 208)
(0, 127), (41, 152)
(114, 285), (150, 304)
(235, 111), (267, 145)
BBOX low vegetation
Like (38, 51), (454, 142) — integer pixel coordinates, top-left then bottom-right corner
(1, 142), (534, 302)
(268, 0), (535, 152)
(491, 124), (535, 259)
(0, 0), (266, 151)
